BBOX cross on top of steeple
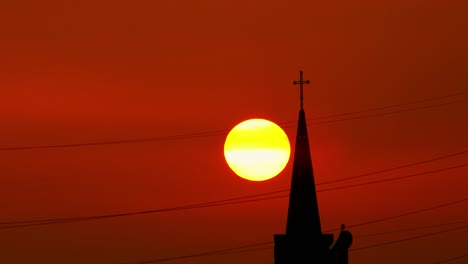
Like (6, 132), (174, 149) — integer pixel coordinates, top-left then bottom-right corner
(293, 70), (310, 110)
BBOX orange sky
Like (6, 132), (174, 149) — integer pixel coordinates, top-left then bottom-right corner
(1, 1), (467, 263)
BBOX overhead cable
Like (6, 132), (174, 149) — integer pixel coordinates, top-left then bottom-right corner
(2, 92), (466, 151)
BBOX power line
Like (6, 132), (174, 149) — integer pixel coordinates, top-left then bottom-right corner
(1, 92), (466, 151)
(304, 90), (468, 121)
(433, 253), (468, 264)
(0, 130), (228, 151)
(133, 246), (274, 264)
(202, 245), (468, 264)
(317, 150), (468, 185)
(308, 97), (468, 125)
(200, 246), (272, 257)
(0, 194), (289, 229)
(202, 220), (468, 256)
(132, 227), (468, 264)
(346, 198), (468, 229)
(4, 148), (467, 225)
(1, 197), (464, 262)
(350, 225), (468, 251)
(1, 165), (466, 229)
(1, 168), (466, 229)
(1, 149), (466, 226)
(124, 220), (468, 264)
(9, 193), (465, 230)
(358, 219), (468, 237)
(164, 243), (468, 264)
(128, 242), (273, 264)
(1, 149), (464, 226)
(318, 163), (468, 192)
(1, 147), (466, 227)
(272, 90), (468, 126)
(130, 246), (468, 264)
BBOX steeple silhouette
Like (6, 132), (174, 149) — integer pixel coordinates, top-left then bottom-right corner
(286, 108), (322, 237)
(274, 71), (352, 264)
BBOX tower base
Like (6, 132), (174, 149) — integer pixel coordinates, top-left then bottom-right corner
(274, 233), (334, 264)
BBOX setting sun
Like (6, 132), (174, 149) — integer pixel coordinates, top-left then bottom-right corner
(224, 119), (291, 181)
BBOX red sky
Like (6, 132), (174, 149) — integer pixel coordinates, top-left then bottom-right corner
(1, 1), (467, 263)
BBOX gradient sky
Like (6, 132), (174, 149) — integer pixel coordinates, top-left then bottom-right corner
(1, 1), (467, 263)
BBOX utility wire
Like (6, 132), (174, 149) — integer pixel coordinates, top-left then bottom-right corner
(0, 195), (289, 229)
(139, 225), (468, 263)
(317, 150), (468, 185)
(308, 97), (468, 125)
(433, 253), (468, 264)
(131, 246), (274, 264)
(3, 148), (467, 225)
(0, 130), (228, 151)
(138, 235), (468, 264)
(0, 192), (288, 229)
(4, 198), (466, 262)
(358, 219), (468, 237)
(0, 165), (466, 229)
(199, 246), (272, 257)
(131, 247), (468, 264)
(302, 90), (468, 121)
(125, 222), (468, 263)
(128, 242), (273, 264)
(346, 198), (468, 229)
(0, 148), (466, 227)
(350, 225), (468, 251)
(1, 149), (466, 226)
(318, 163), (468, 192)
(1, 92), (466, 151)
(195, 227), (468, 262)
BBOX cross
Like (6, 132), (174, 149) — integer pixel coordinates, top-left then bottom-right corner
(293, 70), (310, 110)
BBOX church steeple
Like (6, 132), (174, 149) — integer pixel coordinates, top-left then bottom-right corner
(286, 71), (322, 237)
(274, 71), (352, 264)
(286, 108), (322, 237)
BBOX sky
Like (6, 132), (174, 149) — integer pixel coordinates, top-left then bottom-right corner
(1, 0), (467, 263)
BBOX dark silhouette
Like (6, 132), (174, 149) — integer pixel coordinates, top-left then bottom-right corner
(274, 71), (352, 264)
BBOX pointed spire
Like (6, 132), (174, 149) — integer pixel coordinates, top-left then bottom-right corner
(285, 71), (321, 237)
(274, 71), (351, 264)
(285, 107), (322, 237)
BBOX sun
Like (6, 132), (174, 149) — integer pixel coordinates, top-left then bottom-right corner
(224, 119), (291, 181)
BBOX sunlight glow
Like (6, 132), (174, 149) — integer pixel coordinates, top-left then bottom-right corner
(224, 119), (291, 181)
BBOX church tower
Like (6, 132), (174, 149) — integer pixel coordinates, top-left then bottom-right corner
(274, 71), (352, 264)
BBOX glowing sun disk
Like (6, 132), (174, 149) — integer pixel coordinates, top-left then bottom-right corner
(224, 119), (291, 181)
